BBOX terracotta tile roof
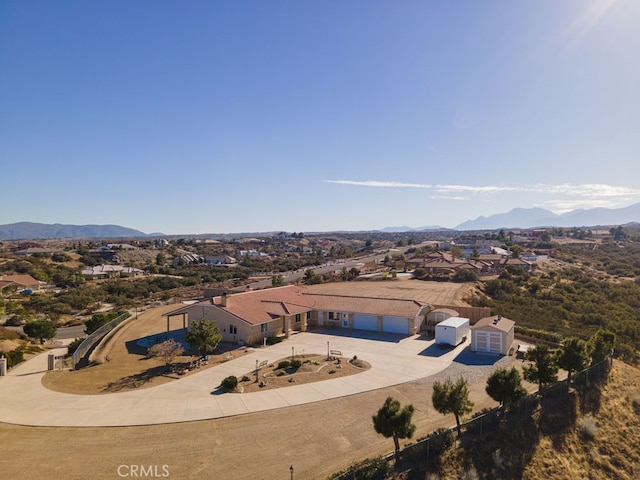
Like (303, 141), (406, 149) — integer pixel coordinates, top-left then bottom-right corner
(471, 315), (515, 333)
(213, 286), (314, 325)
(165, 285), (429, 326)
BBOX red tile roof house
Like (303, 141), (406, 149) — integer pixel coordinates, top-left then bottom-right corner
(164, 285), (431, 347)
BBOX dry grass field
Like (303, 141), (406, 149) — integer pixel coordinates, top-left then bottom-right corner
(308, 276), (474, 306)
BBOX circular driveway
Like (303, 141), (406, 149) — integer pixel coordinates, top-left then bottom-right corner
(0, 330), (468, 427)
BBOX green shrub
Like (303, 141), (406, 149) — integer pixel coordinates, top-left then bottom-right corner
(266, 336), (282, 345)
(277, 371), (286, 376)
(277, 360), (290, 369)
(66, 337), (86, 355)
(290, 359), (302, 370)
(1, 349), (24, 368)
(220, 376), (238, 392)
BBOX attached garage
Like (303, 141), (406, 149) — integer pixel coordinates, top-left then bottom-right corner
(471, 315), (515, 355)
(382, 316), (410, 334)
(352, 313), (378, 331)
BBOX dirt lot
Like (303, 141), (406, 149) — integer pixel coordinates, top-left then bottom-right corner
(308, 276), (474, 305)
(42, 304), (240, 395)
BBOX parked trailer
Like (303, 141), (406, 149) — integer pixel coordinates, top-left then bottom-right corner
(435, 317), (470, 347)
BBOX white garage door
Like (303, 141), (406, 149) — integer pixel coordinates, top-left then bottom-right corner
(383, 316), (409, 334)
(352, 314), (378, 331)
(475, 331), (502, 353)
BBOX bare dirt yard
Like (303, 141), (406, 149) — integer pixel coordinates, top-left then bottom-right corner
(42, 304), (241, 395)
(308, 276), (475, 305)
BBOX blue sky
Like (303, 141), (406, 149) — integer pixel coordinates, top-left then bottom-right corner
(2, 1), (639, 234)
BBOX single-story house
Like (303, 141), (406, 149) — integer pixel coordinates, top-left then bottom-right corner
(206, 255), (237, 265)
(164, 285), (431, 346)
(81, 265), (143, 280)
(0, 274), (41, 291)
(471, 315), (515, 355)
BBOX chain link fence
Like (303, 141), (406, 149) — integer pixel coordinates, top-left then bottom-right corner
(72, 311), (131, 368)
(330, 355), (613, 479)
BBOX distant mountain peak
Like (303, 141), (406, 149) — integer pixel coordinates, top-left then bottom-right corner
(455, 203), (640, 230)
(0, 222), (148, 240)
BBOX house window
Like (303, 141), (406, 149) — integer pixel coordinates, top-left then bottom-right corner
(295, 314), (301, 323)
(230, 325), (238, 335)
(328, 312), (335, 320)
(261, 323), (268, 333)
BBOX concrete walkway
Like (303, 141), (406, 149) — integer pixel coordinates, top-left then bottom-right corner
(0, 331), (469, 427)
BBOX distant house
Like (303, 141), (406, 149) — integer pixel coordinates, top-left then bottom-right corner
(239, 250), (268, 258)
(501, 257), (532, 270)
(172, 253), (205, 267)
(0, 274), (41, 291)
(81, 265), (143, 280)
(471, 315), (515, 355)
(409, 252), (490, 276)
(206, 255), (237, 265)
(164, 285), (430, 346)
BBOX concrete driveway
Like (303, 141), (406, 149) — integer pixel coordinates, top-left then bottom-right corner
(0, 330), (468, 427)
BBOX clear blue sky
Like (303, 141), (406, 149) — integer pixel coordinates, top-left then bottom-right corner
(2, 1), (639, 234)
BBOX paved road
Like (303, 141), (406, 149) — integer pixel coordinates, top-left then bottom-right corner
(244, 244), (421, 290)
(0, 330), (469, 427)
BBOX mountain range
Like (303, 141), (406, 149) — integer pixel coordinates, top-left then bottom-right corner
(381, 203), (640, 232)
(0, 222), (148, 240)
(2, 203), (639, 239)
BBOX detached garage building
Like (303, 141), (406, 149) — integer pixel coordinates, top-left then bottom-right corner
(471, 315), (515, 355)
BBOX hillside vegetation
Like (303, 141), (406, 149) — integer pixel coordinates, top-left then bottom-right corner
(474, 239), (640, 364)
(432, 360), (640, 480)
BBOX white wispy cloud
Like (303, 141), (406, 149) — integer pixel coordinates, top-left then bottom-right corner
(325, 180), (640, 199)
(325, 180), (433, 189)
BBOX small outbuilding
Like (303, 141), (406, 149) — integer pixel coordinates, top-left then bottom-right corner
(435, 317), (470, 347)
(471, 315), (515, 355)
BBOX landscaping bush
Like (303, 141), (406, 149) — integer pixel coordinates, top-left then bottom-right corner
(290, 359), (302, 369)
(266, 336), (282, 345)
(1, 349), (24, 368)
(277, 360), (290, 369)
(220, 376), (238, 392)
(66, 337), (86, 355)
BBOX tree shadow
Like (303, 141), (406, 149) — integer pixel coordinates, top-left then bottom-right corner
(102, 365), (176, 392)
(574, 376), (606, 415)
(427, 414), (541, 480)
(539, 391), (578, 450)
